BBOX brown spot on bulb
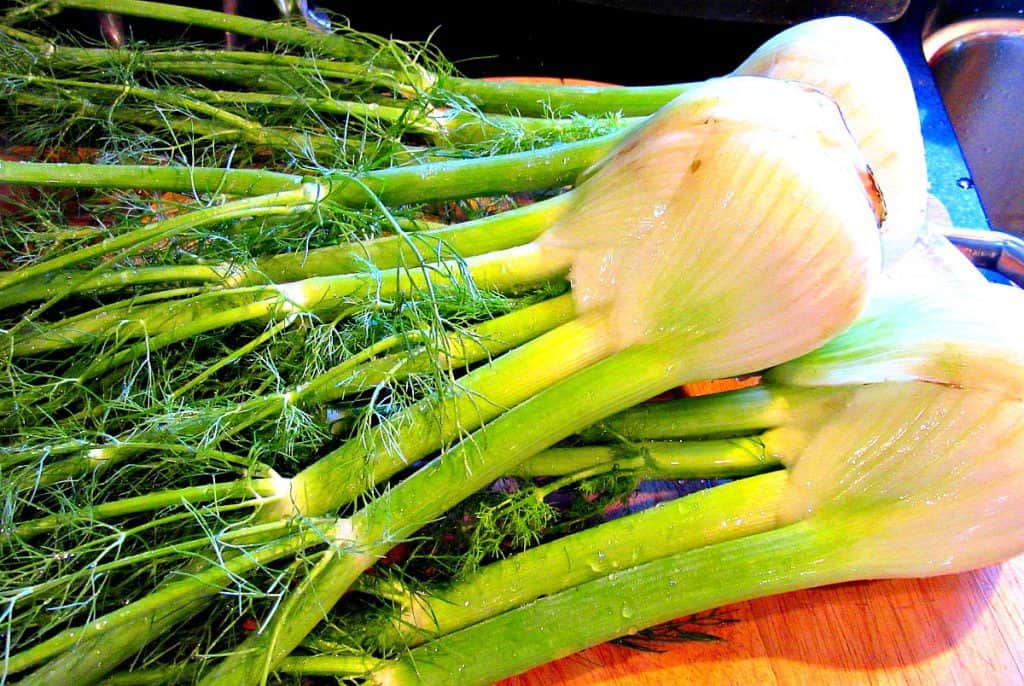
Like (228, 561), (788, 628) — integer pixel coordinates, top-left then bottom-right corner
(861, 163), (887, 229)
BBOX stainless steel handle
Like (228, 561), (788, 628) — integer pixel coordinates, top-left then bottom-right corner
(944, 228), (1024, 287)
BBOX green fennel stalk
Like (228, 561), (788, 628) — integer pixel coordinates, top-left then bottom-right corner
(307, 381), (857, 654)
(3, 293), (575, 488)
(22, 0), (400, 67)
(8, 241), (570, 359)
(0, 158), (305, 196)
(372, 519), (840, 685)
(0, 130), (625, 379)
(193, 77), (883, 684)
(12, 6), (928, 269)
(0, 126), (624, 202)
(346, 471), (787, 654)
(0, 183), (324, 292)
(1, 20), (635, 167)
(0, 129), (612, 491)
(3, 56), (635, 153)
(0, 192), (569, 308)
(0, 126), (624, 305)
(26, 0), (688, 119)
(509, 438), (781, 479)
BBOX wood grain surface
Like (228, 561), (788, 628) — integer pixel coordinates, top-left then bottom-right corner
(502, 555), (1024, 685)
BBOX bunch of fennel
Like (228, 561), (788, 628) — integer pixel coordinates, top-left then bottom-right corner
(4, 7), (1012, 686)
(1, 73), (883, 685)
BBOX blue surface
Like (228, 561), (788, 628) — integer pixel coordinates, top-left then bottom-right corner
(885, 1), (992, 230)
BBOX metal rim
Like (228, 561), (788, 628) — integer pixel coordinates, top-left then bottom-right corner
(922, 17), (1024, 63)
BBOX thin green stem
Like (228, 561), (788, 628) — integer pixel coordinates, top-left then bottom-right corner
(9, 478), (281, 540)
(94, 665), (199, 685)
(375, 519), (849, 686)
(302, 292), (576, 403)
(35, 4), (693, 119)
(0, 264), (231, 311)
(180, 88), (424, 127)
(581, 384), (856, 441)
(510, 436), (780, 479)
(321, 128), (626, 206)
(438, 111), (640, 145)
(0, 126), (622, 214)
(335, 472), (786, 652)
(15, 34), (643, 151)
(170, 316), (296, 398)
(0, 159), (305, 197)
(0, 440), (249, 472)
(0, 183), (322, 293)
(11, 286), (268, 356)
(9, 73), (262, 131)
(6, 517), (338, 680)
(8, 441), (252, 492)
(180, 88), (454, 144)
(26, 5), (696, 122)
(9, 295), (572, 488)
(0, 23), (48, 45)
(11, 240), (569, 361)
(442, 77), (690, 117)
(181, 89), (638, 146)
(4, 514), (295, 621)
(199, 344), (678, 684)
(1, 302), (577, 678)
(42, 45), (410, 91)
(247, 191), (571, 283)
(74, 298), (285, 379)
(95, 58), (418, 103)
(6, 428), (270, 493)
(271, 312), (615, 519)
(51, 0), (403, 69)
(10, 90), (351, 158)
(19, 322), (641, 681)
(0, 192), (561, 308)
(278, 654), (388, 678)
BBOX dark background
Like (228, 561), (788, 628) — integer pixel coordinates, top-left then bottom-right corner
(2, 1), (815, 84)
(283, 1), (785, 84)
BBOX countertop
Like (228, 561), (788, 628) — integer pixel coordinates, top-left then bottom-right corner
(505, 555), (1024, 685)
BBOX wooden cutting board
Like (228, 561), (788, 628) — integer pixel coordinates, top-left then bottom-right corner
(502, 555), (1024, 685)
